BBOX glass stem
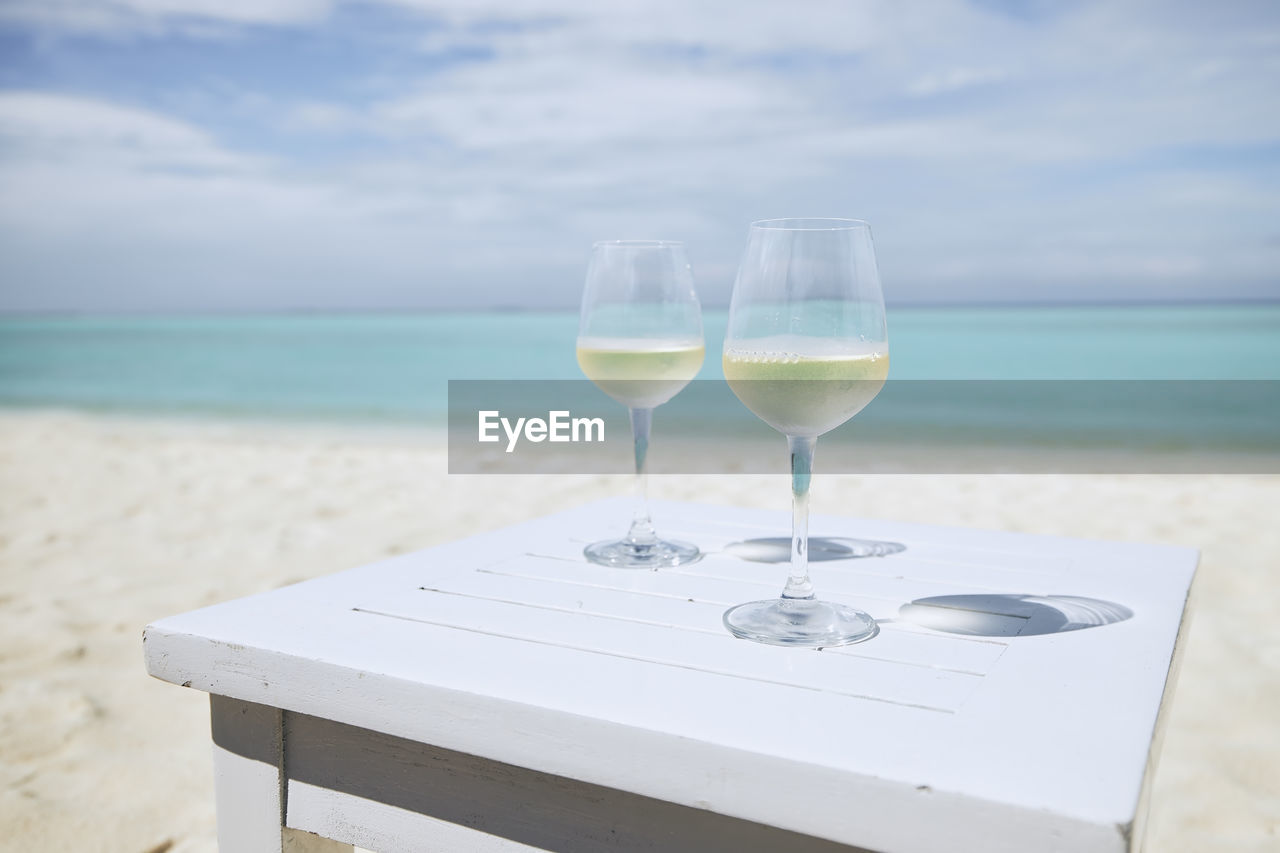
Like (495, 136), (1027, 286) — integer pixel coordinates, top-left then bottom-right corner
(783, 434), (816, 600)
(625, 407), (657, 546)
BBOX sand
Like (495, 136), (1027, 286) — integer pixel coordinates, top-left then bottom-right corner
(0, 410), (1277, 852)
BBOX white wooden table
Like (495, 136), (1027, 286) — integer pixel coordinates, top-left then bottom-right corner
(143, 498), (1197, 853)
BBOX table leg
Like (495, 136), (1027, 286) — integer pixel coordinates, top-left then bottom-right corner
(210, 695), (352, 853)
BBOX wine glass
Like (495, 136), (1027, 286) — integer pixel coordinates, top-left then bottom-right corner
(722, 218), (889, 646)
(577, 240), (704, 567)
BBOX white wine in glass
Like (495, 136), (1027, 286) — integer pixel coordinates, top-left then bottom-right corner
(577, 241), (704, 568)
(722, 336), (888, 437)
(576, 337), (706, 410)
(722, 219), (889, 646)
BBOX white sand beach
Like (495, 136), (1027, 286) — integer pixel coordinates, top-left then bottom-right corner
(1, 410), (1277, 852)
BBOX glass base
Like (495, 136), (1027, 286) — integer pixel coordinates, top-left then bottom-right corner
(584, 538), (701, 568)
(724, 598), (878, 647)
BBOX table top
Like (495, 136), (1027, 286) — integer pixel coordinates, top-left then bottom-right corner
(144, 498), (1197, 853)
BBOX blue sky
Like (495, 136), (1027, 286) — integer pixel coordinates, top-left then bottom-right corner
(0, 0), (1277, 311)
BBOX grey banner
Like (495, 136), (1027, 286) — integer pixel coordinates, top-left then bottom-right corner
(447, 380), (1280, 474)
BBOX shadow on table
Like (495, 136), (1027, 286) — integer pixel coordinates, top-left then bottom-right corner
(725, 536), (907, 562)
(898, 594), (1134, 637)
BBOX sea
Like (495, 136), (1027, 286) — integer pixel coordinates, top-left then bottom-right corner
(1, 306), (1278, 466)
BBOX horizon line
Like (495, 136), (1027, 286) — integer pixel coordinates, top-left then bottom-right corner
(2, 296), (1280, 320)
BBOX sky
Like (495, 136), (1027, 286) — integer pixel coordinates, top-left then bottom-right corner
(0, 0), (1277, 312)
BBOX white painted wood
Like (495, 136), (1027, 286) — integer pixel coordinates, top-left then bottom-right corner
(210, 696), (354, 853)
(289, 783), (551, 853)
(210, 696), (287, 853)
(1125, 567), (1199, 853)
(212, 743), (285, 853)
(281, 705), (870, 853)
(146, 498), (1198, 853)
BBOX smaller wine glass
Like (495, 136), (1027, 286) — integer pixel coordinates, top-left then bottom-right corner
(576, 240), (705, 567)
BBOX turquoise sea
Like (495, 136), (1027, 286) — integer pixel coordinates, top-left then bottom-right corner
(1, 305), (1278, 425)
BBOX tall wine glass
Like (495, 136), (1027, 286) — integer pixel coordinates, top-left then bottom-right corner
(577, 240), (704, 567)
(722, 218), (889, 646)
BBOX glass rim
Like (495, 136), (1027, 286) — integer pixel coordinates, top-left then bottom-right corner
(592, 239), (685, 248)
(750, 217), (870, 231)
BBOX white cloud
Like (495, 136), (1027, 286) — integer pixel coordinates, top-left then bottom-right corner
(0, 0), (333, 33)
(372, 58), (795, 149)
(907, 67), (1008, 97)
(0, 92), (251, 171)
(391, 0), (911, 54)
(1, 1), (1278, 309)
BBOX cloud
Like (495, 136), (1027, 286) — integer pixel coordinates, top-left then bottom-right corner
(0, 0), (334, 33)
(907, 67), (1008, 97)
(0, 93), (418, 309)
(0, 92), (250, 171)
(0, 1), (1278, 310)
(372, 58), (796, 149)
